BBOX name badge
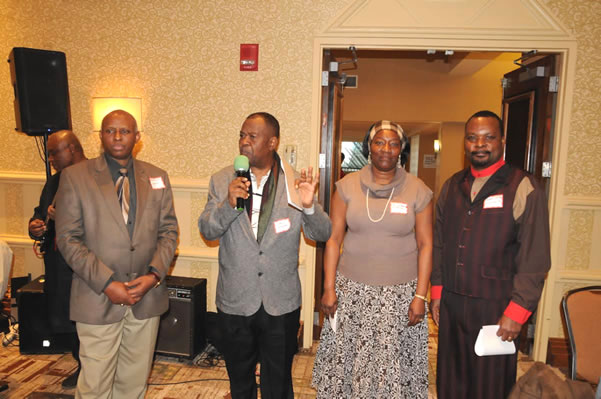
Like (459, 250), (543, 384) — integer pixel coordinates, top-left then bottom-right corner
(273, 218), (291, 234)
(483, 194), (503, 209)
(390, 202), (408, 214)
(149, 177), (166, 189)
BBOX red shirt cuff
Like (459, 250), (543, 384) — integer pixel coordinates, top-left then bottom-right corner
(503, 301), (532, 324)
(431, 285), (442, 300)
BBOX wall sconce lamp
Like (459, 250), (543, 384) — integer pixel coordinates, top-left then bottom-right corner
(92, 97), (142, 131)
(434, 139), (441, 155)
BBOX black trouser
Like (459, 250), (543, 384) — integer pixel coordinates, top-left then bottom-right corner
(437, 291), (518, 399)
(218, 305), (300, 399)
(44, 248), (80, 367)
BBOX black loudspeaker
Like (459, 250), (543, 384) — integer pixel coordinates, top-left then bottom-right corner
(10, 274), (31, 322)
(16, 275), (74, 354)
(156, 276), (207, 359)
(8, 47), (72, 136)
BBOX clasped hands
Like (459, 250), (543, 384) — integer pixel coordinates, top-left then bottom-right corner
(228, 166), (320, 209)
(104, 274), (157, 306)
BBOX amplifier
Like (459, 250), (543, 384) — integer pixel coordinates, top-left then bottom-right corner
(155, 276), (207, 359)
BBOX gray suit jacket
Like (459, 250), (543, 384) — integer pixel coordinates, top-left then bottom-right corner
(55, 155), (179, 324)
(198, 159), (331, 317)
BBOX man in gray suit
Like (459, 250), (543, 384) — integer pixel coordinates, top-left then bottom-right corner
(199, 112), (331, 399)
(55, 110), (178, 398)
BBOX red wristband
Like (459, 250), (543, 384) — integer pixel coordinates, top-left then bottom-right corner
(431, 285), (442, 300)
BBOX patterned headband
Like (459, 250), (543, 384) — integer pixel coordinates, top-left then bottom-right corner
(368, 120), (407, 149)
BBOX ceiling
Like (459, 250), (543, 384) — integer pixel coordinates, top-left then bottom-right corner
(333, 49), (526, 142)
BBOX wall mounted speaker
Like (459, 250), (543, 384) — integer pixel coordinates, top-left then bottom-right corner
(155, 276), (207, 359)
(8, 47), (71, 136)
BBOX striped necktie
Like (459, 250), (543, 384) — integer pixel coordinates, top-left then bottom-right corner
(115, 168), (130, 224)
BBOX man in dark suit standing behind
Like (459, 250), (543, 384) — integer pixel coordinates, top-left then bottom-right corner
(28, 130), (87, 388)
(55, 110), (178, 398)
(430, 110), (551, 398)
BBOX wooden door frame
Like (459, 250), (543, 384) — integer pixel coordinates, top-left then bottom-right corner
(304, 36), (576, 362)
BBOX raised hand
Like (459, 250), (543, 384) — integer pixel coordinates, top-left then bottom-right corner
(295, 167), (320, 208)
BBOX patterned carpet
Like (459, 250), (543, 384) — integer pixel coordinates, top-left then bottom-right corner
(0, 342), (318, 399)
(0, 320), (541, 398)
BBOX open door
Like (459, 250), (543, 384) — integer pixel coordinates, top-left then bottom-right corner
(502, 54), (558, 354)
(502, 54), (557, 189)
(314, 50), (345, 336)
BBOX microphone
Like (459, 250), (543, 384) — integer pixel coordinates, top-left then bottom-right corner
(233, 155), (250, 211)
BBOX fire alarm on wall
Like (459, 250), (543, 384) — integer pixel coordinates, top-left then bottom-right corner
(240, 44), (259, 71)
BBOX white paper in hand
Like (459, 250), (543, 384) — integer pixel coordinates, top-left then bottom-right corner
(329, 311), (337, 333)
(474, 325), (516, 356)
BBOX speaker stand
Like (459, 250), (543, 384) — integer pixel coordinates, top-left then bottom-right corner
(43, 132), (51, 181)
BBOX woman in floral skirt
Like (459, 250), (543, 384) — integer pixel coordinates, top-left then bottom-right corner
(312, 120), (432, 398)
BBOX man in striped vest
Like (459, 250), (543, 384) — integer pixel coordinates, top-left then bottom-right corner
(430, 110), (551, 398)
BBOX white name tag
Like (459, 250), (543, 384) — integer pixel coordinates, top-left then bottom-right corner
(390, 202), (408, 214)
(483, 194), (503, 209)
(149, 177), (166, 189)
(273, 218), (291, 234)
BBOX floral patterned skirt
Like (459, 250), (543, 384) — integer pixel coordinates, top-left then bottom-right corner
(312, 273), (429, 399)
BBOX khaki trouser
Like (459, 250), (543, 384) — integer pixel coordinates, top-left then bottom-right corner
(75, 307), (159, 399)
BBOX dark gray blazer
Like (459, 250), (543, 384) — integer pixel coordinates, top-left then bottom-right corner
(199, 159), (331, 317)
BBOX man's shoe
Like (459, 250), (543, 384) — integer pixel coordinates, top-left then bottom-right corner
(61, 368), (80, 389)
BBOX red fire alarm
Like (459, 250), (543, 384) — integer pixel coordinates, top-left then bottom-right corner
(240, 44), (259, 71)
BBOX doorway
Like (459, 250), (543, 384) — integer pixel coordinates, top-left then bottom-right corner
(312, 48), (561, 357)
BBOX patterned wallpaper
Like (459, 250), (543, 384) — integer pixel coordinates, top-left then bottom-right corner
(0, 0), (345, 178)
(0, 0), (599, 198)
(565, 209), (593, 270)
(541, 0), (601, 196)
(3, 184), (23, 236)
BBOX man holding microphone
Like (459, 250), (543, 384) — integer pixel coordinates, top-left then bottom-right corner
(199, 112), (331, 399)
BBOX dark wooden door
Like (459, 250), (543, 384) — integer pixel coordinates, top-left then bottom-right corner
(502, 55), (557, 187)
(314, 50), (345, 336)
(502, 55), (558, 354)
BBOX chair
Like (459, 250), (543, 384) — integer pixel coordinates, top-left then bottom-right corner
(561, 285), (601, 384)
